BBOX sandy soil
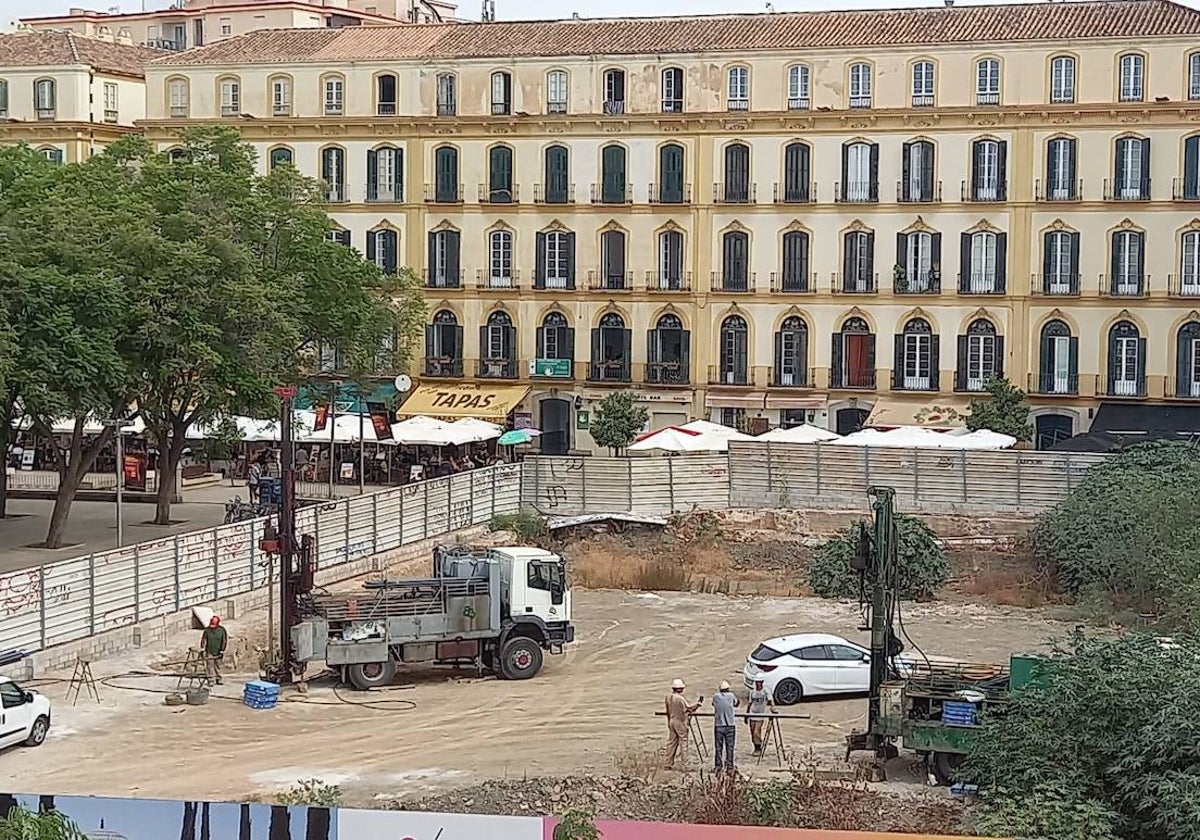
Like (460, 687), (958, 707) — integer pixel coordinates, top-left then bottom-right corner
(0, 584), (1073, 807)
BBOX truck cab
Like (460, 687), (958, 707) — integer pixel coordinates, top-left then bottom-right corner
(494, 546), (573, 631)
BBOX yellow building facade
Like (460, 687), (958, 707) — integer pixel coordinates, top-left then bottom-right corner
(142, 0), (1200, 451)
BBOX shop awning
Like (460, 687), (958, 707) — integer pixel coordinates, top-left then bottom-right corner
(764, 394), (827, 410)
(865, 398), (970, 429)
(396, 383), (530, 421)
(704, 392), (766, 410)
(1091, 401), (1200, 435)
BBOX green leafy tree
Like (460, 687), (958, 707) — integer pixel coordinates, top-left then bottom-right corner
(553, 809), (601, 840)
(1031, 441), (1200, 626)
(589, 390), (648, 454)
(964, 632), (1200, 840)
(965, 375), (1031, 441)
(807, 513), (947, 599)
(0, 805), (87, 840)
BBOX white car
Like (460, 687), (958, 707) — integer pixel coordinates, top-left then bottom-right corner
(742, 633), (907, 705)
(0, 676), (51, 750)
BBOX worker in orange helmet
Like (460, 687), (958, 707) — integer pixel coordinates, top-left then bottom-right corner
(200, 616), (228, 686)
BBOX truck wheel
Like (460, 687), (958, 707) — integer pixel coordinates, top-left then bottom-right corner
(24, 716), (48, 747)
(346, 661), (397, 691)
(930, 751), (963, 786)
(499, 638), (543, 680)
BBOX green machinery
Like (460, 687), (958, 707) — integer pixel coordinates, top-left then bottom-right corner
(844, 486), (1046, 783)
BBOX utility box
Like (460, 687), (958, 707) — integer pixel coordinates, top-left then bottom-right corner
(1009, 654), (1048, 691)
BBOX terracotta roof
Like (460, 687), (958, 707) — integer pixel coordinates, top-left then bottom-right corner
(0, 31), (164, 77)
(154, 0), (1200, 66)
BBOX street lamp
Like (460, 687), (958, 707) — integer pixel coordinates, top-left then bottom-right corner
(103, 417), (137, 548)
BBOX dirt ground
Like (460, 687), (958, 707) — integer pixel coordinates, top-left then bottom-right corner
(1, 583), (1072, 809)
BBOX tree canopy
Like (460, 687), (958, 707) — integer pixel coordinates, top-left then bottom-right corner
(807, 513), (948, 599)
(965, 375), (1030, 441)
(589, 390), (648, 453)
(0, 129), (424, 543)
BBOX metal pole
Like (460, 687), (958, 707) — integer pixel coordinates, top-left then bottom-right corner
(277, 390), (297, 683)
(328, 401), (336, 500)
(358, 396), (365, 495)
(115, 426), (124, 548)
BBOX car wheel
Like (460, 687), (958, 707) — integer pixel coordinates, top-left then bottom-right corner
(773, 678), (803, 706)
(498, 637), (543, 680)
(346, 661), (397, 691)
(24, 716), (49, 747)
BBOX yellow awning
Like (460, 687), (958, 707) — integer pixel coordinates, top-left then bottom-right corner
(397, 383), (530, 421)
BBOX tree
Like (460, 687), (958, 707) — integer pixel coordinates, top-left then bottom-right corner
(964, 633), (1200, 840)
(807, 513), (947, 599)
(0, 805), (87, 840)
(589, 390), (648, 454)
(1031, 441), (1200, 626)
(965, 375), (1030, 441)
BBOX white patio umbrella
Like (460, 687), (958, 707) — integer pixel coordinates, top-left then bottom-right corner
(679, 419), (744, 438)
(756, 424), (842, 444)
(447, 418), (503, 444)
(628, 427), (702, 453)
(388, 415), (458, 447)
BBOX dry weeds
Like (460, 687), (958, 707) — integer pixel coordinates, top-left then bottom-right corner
(610, 743), (665, 785)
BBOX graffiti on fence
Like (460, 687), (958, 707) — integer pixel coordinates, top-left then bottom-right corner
(0, 570), (40, 617)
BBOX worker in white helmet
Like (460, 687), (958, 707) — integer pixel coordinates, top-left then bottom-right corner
(663, 678), (701, 769)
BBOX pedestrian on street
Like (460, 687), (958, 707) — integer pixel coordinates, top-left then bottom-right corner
(247, 452), (266, 503)
(663, 678), (701, 769)
(200, 616), (228, 686)
(747, 675), (776, 756)
(712, 680), (740, 772)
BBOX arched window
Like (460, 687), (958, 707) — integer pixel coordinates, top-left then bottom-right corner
(901, 139), (935, 202)
(366, 228), (398, 274)
(480, 311), (516, 378)
(1118, 53), (1144, 102)
(719, 315), (749, 385)
(1107, 320), (1144, 396)
(488, 145), (514, 203)
(975, 58), (1000, 105)
(216, 76), (239, 116)
(599, 145), (627, 203)
(841, 229), (875, 292)
(547, 70), (568, 113)
(599, 229), (627, 290)
(34, 78), (57, 119)
(537, 312), (574, 364)
(958, 319), (1000, 392)
(840, 141), (878, 202)
(1042, 228), (1080, 294)
(427, 228), (461, 288)
(721, 231), (750, 292)
(367, 146), (403, 202)
(269, 74), (293, 116)
(848, 62), (872, 107)
(898, 229), (939, 293)
(648, 314), (690, 384)
(722, 143), (751, 203)
(1190, 52), (1200, 101)
(774, 316), (808, 387)
(962, 230), (1006, 294)
(969, 138), (1007, 201)
(491, 71), (512, 115)
(319, 146), (346, 202)
(268, 147), (293, 171)
(536, 228), (575, 290)
(787, 64), (810, 110)
(603, 68), (626, 114)
(895, 318), (937, 391)
(782, 142), (811, 203)
(433, 145), (459, 202)
(1182, 230), (1200, 295)
(1050, 55), (1075, 103)
(436, 72), (456, 116)
(911, 60), (935, 107)
(38, 147), (63, 165)
(727, 66), (749, 110)
(658, 230), (684, 290)
(320, 73), (343, 116)
(488, 229), (513, 287)
(1038, 319), (1076, 394)
(657, 143), (685, 203)
(1110, 228), (1145, 295)
(780, 231), (810, 292)
(1176, 320), (1200, 397)
(1113, 136), (1150, 200)
(833, 317), (875, 388)
(1045, 136), (1077, 200)
(426, 310), (463, 377)
(542, 144), (570, 204)
(592, 313), (631, 382)
(662, 67), (684, 113)
(376, 73), (397, 115)
(167, 77), (188, 118)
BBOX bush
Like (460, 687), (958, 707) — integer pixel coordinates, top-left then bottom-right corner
(489, 510), (548, 543)
(1031, 441), (1200, 625)
(276, 779), (342, 807)
(807, 513), (947, 599)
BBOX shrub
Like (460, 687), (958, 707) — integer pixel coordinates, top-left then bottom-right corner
(489, 510), (548, 543)
(277, 779), (342, 807)
(807, 513), (947, 599)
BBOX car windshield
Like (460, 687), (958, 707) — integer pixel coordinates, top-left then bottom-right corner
(750, 644), (783, 661)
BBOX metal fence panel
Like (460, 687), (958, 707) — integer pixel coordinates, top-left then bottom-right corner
(630, 460), (672, 514)
(375, 489), (403, 552)
(176, 531), (217, 609)
(346, 497), (377, 564)
(493, 464), (522, 514)
(40, 559), (91, 648)
(401, 482), (427, 544)
(425, 476), (451, 537)
(0, 569), (43, 652)
(136, 537), (177, 621)
(92, 546), (139, 632)
(316, 502), (348, 569)
(215, 521), (255, 599)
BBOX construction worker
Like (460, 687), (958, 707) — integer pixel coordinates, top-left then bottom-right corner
(200, 616), (228, 686)
(747, 675), (776, 756)
(712, 680), (740, 772)
(663, 678), (701, 769)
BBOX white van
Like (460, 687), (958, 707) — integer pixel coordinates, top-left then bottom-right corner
(0, 676), (51, 750)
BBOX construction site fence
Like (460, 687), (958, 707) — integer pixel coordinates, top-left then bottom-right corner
(0, 464), (522, 657)
(521, 443), (1108, 516)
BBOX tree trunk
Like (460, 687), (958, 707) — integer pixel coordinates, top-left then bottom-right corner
(42, 417), (114, 549)
(154, 423), (187, 526)
(0, 463), (8, 520)
(238, 804), (252, 840)
(305, 808), (331, 840)
(200, 802), (210, 840)
(0, 389), (17, 519)
(268, 805), (292, 840)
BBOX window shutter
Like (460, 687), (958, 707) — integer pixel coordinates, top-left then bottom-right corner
(831, 332), (843, 388)
(647, 328), (660, 366)
(1044, 140), (1057, 196)
(1067, 336), (1079, 387)
(1114, 141), (1126, 194)
(995, 232), (1008, 293)
(921, 143), (935, 198)
(621, 329), (633, 375)
(446, 231), (460, 284)
(1139, 138), (1151, 196)
(564, 328), (575, 362)
(385, 232), (398, 274)
(995, 335), (1005, 377)
(1042, 232), (1053, 281)
(424, 325), (435, 360)
(893, 333), (905, 389)
(797, 145), (810, 200)
(535, 232), (547, 287)
(450, 325), (463, 360)
(1109, 234), (1120, 294)
(1069, 232), (1081, 279)
(1187, 137), (1200, 199)
(866, 333), (877, 381)
(956, 335), (969, 391)
(997, 140), (1008, 200)
(367, 149), (378, 198)
(366, 231), (377, 265)
(865, 232), (875, 276)
(896, 232), (907, 274)
(590, 328), (601, 366)
(1065, 138), (1077, 197)
(0, 82), (8, 114)
(395, 149), (405, 201)
(681, 331), (692, 380)
(868, 142), (880, 202)
(842, 235), (853, 285)
(774, 330), (784, 377)
(971, 141), (982, 195)
(960, 232), (972, 289)
(1137, 337), (1147, 389)
(799, 232), (810, 287)
(1106, 330), (1118, 390)
(479, 325), (488, 362)
(931, 233), (942, 285)
(536, 326), (545, 359)
(1135, 233), (1145, 293)
(1038, 328), (1052, 390)
(565, 232), (576, 287)
(504, 325), (517, 361)
(901, 142), (912, 201)
(929, 334), (940, 388)
(840, 144), (849, 201)
(1176, 330), (1191, 396)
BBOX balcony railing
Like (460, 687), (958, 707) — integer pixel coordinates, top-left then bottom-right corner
(1173, 177), (1200, 201)
(491, 101), (511, 116)
(423, 270), (463, 289)
(1027, 372), (1079, 396)
(1100, 374), (1148, 398)
(911, 94), (935, 107)
(366, 183), (404, 203)
(768, 366), (813, 388)
(1035, 178), (1083, 201)
(896, 180), (943, 203)
(603, 100), (626, 115)
(590, 183), (632, 204)
(588, 361), (632, 383)
(144, 37), (185, 51)
(1168, 274), (1200, 297)
(1100, 273), (1148, 297)
(533, 183), (575, 204)
(477, 358), (519, 379)
(711, 271), (755, 293)
(714, 182), (757, 204)
(894, 271), (941, 294)
(953, 370), (997, 393)
(649, 182), (692, 204)
(436, 102), (456, 117)
(323, 184), (348, 204)
(547, 101), (568, 115)
(662, 99), (684, 114)
(646, 362), (691, 385)
(424, 183), (464, 203)
(770, 272), (816, 293)
(787, 97), (810, 111)
(976, 92), (1000, 105)
(891, 372), (938, 392)
(587, 270), (634, 291)
(475, 269), (522, 289)
(1168, 377), (1200, 398)
(645, 271), (692, 292)
(477, 183), (520, 204)
(957, 273), (1006, 295)
(707, 365), (750, 386)
(424, 358), (464, 378)
(532, 274), (574, 291)
(835, 182), (878, 203)
(961, 180), (1008, 202)
(377, 101), (397, 116)
(832, 272), (878, 294)
(1031, 273), (1082, 296)
(849, 96), (872, 109)
(727, 99), (750, 111)
(831, 368), (877, 389)
(773, 182), (816, 204)
(1103, 178), (1151, 201)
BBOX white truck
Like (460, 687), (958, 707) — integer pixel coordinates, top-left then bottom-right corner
(291, 545), (575, 689)
(0, 676), (51, 751)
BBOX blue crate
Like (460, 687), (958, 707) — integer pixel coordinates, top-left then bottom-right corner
(243, 699), (278, 710)
(942, 700), (978, 726)
(244, 680), (280, 696)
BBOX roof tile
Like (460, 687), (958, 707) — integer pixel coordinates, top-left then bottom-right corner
(0, 31), (164, 77)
